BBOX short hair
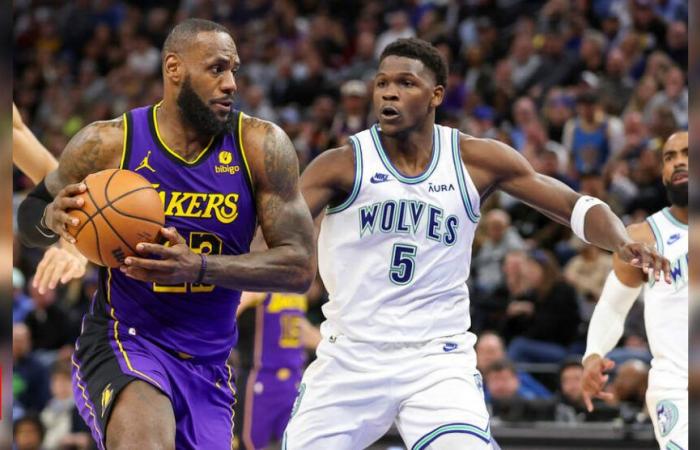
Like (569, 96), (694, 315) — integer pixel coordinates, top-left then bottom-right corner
(379, 38), (448, 87)
(163, 18), (232, 55)
(13, 414), (45, 440)
(559, 358), (583, 377)
(484, 359), (517, 377)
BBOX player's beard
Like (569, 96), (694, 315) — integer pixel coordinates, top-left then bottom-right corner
(665, 180), (688, 207)
(177, 76), (234, 136)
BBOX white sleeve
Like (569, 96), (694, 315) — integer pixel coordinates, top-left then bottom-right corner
(582, 271), (642, 361)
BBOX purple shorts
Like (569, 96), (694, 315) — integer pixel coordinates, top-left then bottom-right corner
(71, 314), (237, 449)
(235, 367), (301, 449)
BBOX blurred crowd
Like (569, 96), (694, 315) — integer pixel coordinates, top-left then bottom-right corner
(12, 0), (688, 448)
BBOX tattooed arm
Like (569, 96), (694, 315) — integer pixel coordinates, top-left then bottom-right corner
(123, 117), (316, 293)
(17, 118), (124, 246)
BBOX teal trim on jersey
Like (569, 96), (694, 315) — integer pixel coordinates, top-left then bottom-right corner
(370, 124), (439, 184)
(647, 216), (664, 255)
(666, 441), (685, 450)
(662, 207), (688, 230)
(412, 423), (491, 450)
(451, 128), (480, 223)
(327, 135), (363, 214)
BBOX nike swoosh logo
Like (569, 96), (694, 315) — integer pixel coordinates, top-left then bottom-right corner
(443, 342), (458, 352)
(667, 233), (681, 245)
(370, 173), (392, 184)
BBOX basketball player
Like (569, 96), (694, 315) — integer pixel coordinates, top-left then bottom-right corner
(284, 38), (669, 450)
(13, 102), (87, 293)
(234, 291), (320, 450)
(582, 132), (688, 450)
(17, 19), (315, 450)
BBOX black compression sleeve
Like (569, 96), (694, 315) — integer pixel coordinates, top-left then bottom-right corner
(17, 179), (60, 248)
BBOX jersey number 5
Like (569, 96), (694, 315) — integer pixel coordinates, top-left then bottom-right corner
(390, 243), (417, 285)
(153, 232), (222, 293)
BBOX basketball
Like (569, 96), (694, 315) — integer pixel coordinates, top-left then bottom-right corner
(66, 169), (164, 267)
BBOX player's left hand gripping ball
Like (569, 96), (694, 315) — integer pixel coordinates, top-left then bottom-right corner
(617, 241), (672, 284)
(121, 227), (201, 284)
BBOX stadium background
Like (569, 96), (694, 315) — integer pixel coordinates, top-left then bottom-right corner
(11, 0), (689, 449)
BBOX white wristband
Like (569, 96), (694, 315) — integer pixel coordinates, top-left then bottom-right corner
(571, 195), (606, 243)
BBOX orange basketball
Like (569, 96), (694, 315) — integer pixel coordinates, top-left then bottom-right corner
(67, 169), (165, 267)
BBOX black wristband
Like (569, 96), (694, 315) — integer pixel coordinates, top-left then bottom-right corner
(195, 253), (207, 284)
(17, 180), (60, 248)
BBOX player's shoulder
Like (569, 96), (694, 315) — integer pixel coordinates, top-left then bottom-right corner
(456, 132), (526, 176)
(302, 143), (355, 190)
(239, 113), (286, 145)
(62, 116), (124, 160)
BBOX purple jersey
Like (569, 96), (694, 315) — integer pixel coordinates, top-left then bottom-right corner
(252, 293), (306, 371)
(93, 103), (256, 361)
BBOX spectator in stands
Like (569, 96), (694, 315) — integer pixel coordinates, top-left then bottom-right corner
(576, 30), (607, 76)
(564, 242), (613, 302)
(14, 414), (46, 450)
(664, 20), (688, 70)
(508, 32), (541, 94)
(624, 75), (659, 117)
(342, 31), (377, 82)
(474, 209), (526, 296)
(13, 323), (51, 417)
(240, 83), (278, 123)
(563, 91), (623, 174)
(555, 359), (620, 422)
(630, 0), (667, 52)
(521, 120), (568, 173)
(598, 47), (635, 116)
(644, 65), (688, 129)
(476, 332), (552, 401)
(40, 361), (91, 450)
(330, 80), (370, 143)
(509, 96), (538, 152)
(23, 277), (76, 354)
(612, 359), (650, 422)
(504, 250), (581, 363)
(374, 10), (415, 59)
(485, 359), (556, 421)
(542, 88), (575, 144)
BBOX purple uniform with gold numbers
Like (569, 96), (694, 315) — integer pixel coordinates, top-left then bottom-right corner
(235, 293), (307, 450)
(71, 103), (257, 450)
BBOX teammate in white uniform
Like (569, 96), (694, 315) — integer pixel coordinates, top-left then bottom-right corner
(582, 131), (688, 450)
(285, 38), (670, 450)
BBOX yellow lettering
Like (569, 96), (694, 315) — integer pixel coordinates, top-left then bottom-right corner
(202, 194), (225, 219)
(216, 193), (239, 224)
(267, 293), (308, 313)
(164, 192), (188, 216)
(184, 193), (208, 217)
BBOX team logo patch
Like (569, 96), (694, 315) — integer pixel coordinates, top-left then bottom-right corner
(656, 400), (679, 437)
(135, 151), (156, 173)
(219, 150), (232, 164)
(101, 383), (114, 417)
(667, 233), (681, 245)
(370, 172), (392, 183)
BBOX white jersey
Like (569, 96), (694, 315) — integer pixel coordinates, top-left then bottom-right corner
(318, 124), (480, 343)
(644, 207), (688, 391)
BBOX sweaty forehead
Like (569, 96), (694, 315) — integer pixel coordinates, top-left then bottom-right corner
(377, 55), (433, 82)
(186, 31), (238, 61)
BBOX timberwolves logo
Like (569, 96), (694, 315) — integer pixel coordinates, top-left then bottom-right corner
(216, 150), (240, 175)
(101, 383), (114, 417)
(656, 400), (678, 437)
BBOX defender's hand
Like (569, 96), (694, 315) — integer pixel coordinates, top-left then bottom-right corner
(616, 241), (671, 284)
(44, 182), (87, 243)
(120, 227), (200, 284)
(581, 354), (616, 412)
(33, 239), (88, 294)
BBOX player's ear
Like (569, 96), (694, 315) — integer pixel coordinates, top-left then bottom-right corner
(163, 53), (183, 85)
(430, 85), (445, 109)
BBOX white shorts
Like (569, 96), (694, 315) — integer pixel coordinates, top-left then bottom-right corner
(646, 387), (688, 450)
(283, 331), (492, 450)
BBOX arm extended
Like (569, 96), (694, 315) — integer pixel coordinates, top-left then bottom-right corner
(465, 136), (669, 281)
